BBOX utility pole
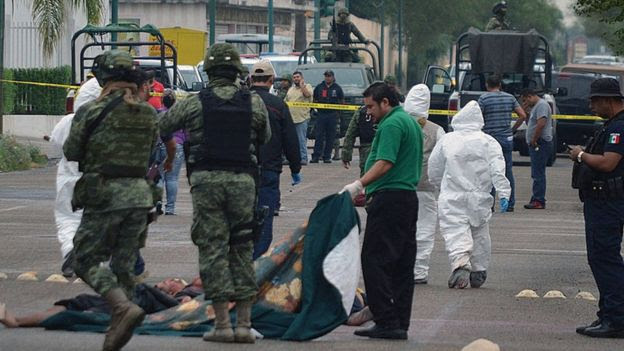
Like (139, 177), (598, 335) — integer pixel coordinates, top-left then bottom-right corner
(397, 0), (403, 86)
(111, 0), (118, 42)
(314, 0), (320, 61)
(209, 0), (216, 46)
(374, 0), (384, 78)
(0, 0), (4, 134)
(268, 0), (274, 52)
(314, 0), (320, 42)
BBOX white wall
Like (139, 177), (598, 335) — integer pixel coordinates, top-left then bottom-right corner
(4, 0), (109, 69)
(119, 3), (206, 32)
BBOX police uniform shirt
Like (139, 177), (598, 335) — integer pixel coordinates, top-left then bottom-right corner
(313, 82), (344, 115)
(603, 110), (624, 176)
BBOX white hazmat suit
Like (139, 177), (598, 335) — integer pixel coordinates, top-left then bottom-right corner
(50, 77), (101, 260)
(428, 101), (510, 287)
(404, 84), (445, 282)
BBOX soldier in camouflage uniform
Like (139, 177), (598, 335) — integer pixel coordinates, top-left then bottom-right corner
(485, 1), (510, 31)
(341, 106), (376, 177)
(327, 7), (370, 63)
(63, 50), (162, 351)
(159, 43), (270, 344)
(277, 73), (292, 100)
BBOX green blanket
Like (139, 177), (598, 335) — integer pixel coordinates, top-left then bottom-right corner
(41, 193), (361, 341)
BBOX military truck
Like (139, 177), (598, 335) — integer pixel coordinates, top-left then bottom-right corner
(67, 23), (188, 113)
(296, 39), (382, 139)
(423, 29), (560, 165)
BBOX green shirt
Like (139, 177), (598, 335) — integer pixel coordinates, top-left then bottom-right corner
(364, 106), (423, 195)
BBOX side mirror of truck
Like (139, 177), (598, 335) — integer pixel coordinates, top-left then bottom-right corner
(192, 82), (204, 92)
(555, 87), (568, 97)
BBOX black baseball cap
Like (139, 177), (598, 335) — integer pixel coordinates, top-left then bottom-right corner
(590, 78), (624, 98)
(324, 70), (334, 77)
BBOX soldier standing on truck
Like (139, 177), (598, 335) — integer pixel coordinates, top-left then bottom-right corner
(327, 7), (371, 63)
(485, 1), (511, 32)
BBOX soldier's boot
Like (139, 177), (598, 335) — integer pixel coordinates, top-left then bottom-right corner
(234, 299), (255, 343)
(203, 302), (235, 343)
(102, 288), (145, 351)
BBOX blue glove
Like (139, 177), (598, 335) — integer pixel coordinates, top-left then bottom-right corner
(291, 173), (302, 186)
(500, 198), (509, 213)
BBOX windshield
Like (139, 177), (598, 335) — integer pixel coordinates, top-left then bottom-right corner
(299, 68), (367, 89)
(180, 69), (200, 86)
(269, 61), (300, 78)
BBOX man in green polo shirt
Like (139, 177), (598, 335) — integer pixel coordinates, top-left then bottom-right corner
(341, 82), (423, 340)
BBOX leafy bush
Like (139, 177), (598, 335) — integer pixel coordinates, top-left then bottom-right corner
(11, 66), (71, 115)
(3, 69), (16, 114)
(0, 135), (47, 172)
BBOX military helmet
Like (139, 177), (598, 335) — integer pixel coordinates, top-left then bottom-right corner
(337, 7), (349, 16)
(92, 49), (135, 85)
(384, 75), (397, 85)
(492, 1), (507, 15)
(281, 73), (293, 83)
(202, 43), (243, 74)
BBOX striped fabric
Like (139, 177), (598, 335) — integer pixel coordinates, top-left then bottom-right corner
(477, 91), (520, 138)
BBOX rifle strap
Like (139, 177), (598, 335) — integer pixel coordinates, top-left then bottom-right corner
(84, 95), (125, 142)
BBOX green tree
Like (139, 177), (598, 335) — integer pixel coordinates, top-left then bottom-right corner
(575, 0), (624, 53)
(351, 0), (564, 85)
(31, 0), (104, 56)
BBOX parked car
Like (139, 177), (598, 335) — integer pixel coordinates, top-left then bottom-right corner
(196, 54), (261, 82)
(178, 65), (202, 92)
(551, 71), (604, 148)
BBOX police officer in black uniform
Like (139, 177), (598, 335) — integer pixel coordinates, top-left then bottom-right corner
(570, 78), (624, 338)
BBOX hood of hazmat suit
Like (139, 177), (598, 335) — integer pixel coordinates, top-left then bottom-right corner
(405, 84), (445, 192)
(50, 77), (101, 259)
(427, 100), (510, 226)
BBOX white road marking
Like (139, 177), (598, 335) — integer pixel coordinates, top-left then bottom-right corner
(0, 206), (26, 213)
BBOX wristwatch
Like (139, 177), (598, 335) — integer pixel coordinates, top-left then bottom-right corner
(577, 151), (584, 163)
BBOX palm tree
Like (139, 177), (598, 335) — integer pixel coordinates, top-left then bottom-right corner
(31, 0), (105, 57)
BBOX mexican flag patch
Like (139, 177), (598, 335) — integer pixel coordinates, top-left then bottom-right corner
(609, 133), (621, 144)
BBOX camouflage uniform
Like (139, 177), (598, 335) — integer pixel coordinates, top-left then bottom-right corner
(485, 2), (510, 31)
(485, 16), (510, 31)
(328, 7), (368, 63)
(277, 74), (292, 100)
(64, 88), (158, 299)
(341, 106), (375, 176)
(159, 71), (270, 304)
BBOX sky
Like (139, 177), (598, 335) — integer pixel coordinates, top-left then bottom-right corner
(551, 0), (577, 26)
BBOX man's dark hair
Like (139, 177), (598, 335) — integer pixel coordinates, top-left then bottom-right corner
(251, 75), (272, 83)
(362, 82), (400, 107)
(520, 88), (537, 97)
(293, 71), (302, 77)
(486, 74), (501, 88)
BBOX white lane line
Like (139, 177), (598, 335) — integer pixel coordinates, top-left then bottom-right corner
(0, 206), (26, 213)
(496, 248), (586, 255)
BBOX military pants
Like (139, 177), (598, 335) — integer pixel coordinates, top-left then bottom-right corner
(190, 171), (258, 303)
(73, 208), (148, 299)
(358, 144), (371, 177)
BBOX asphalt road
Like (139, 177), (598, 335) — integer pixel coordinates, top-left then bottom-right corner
(0, 150), (621, 351)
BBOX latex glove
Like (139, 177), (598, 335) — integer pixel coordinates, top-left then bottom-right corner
(339, 180), (364, 199)
(500, 198), (509, 213)
(291, 173), (302, 186)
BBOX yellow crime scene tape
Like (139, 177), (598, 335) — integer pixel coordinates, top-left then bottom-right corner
(0, 79), (605, 121)
(286, 101), (360, 111)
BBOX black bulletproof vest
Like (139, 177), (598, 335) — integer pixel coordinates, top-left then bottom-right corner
(192, 87), (254, 173)
(357, 107), (376, 144)
(336, 23), (351, 44)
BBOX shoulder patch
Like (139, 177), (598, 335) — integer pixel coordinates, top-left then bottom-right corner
(609, 133), (621, 144)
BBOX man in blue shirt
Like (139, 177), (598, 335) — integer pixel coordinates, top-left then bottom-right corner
(311, 70), (344, 163)
(478, 74), (526, 211)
